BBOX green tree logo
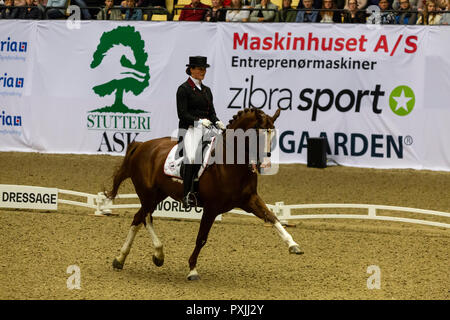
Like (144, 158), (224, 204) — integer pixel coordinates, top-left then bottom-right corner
(389, 85), (415, 116)
(90, 26), (150, 114)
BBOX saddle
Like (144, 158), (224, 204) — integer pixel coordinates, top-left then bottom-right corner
(163, 137), (216, 181)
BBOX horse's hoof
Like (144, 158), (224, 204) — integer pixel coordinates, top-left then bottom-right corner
(187, 269), (200, 281)
(187, 274), (200, 281)
(289, 245), (304, 255)
(152, 255), (164, 267)
(112, 258), (124, 270)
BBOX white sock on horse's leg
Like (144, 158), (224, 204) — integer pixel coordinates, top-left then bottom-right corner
(117, 224), (142, 264)
(273, 221), (298, 248)
(187, 268), (199, 280)
(145, 216), (164, 261)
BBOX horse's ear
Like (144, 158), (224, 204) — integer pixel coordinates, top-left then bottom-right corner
(271, 108), (281, 122)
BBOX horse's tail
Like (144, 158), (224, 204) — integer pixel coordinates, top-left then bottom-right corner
(105, 141), (141, 200)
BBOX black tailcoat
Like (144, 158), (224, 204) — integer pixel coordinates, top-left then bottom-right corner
(176, 78), (219, 129)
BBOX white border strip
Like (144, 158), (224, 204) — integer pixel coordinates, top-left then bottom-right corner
(2, 185), (449, 228)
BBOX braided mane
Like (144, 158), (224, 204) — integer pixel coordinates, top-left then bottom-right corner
(226, 108), (263, 129)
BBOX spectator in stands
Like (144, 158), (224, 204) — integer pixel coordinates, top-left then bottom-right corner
(17, 0), (42, 18)
(396, 0), (417, 23)
(297, 0), (324, 9)
(392, 0), (417, 9)
(225, 0), (250, 21)
(342, 0), (367, 21)
(125, 0), (143, 19)
(417, 0), (442, 23)
(135, 0), (166, 20)
(179, 0), (210, 21)
(320, 0), (342, 22)
(295, 0), (319, 21)
(120, 0), (128, 13)
(35, 0), (46, 17)
(71, 0), (92, 20)
(416, 0), (446, 11)
(14, 0), (25, 12)
(0, 0), (18, 18)
(275, 0), (298, 21)
(97, 0), (122, 19)
(247, 0), (260, 6)
(46, 0), (67, 19)
(205, 0), (226, 21)
(344, 0), (367, 9)
(367, 0), (396, 23)
(365, 0), (389, 7)
(438, 0), (447, 7)
(249, 0), (277, 21)
(441, 0), (449, 24)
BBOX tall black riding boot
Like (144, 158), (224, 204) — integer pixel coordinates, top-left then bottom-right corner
(182, 164), (195, 208)
(191, 163), (201, 193)
(182, 164), (201, 208)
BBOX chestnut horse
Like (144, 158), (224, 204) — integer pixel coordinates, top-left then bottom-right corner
(107, 108), (303, 280)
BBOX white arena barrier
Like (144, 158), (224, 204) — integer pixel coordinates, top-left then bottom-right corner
(265, 203), (450, 229)
(0, 185), (449, 228)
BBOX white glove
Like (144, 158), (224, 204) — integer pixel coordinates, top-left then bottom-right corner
(215, 121), (226, 130)
(199, 119), (212, 128)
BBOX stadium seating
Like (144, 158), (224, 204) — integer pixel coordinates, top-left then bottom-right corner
(152, 14), (168, 20)
(267, 0), (301, 8)
(175, 0), (191, 7)
(271, 0), (282, 9)
(166, 0), (174, 14)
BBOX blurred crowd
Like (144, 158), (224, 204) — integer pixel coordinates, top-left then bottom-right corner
(0, 0), (449, 24)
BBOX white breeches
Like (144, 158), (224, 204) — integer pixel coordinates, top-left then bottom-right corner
(184, 124), (204, 164)
(182, 123), (222, 165)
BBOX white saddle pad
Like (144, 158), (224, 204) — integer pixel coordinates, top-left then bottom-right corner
(163, 137), (216, 180)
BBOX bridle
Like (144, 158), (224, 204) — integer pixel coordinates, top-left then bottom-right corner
(251, 126), (274, 174)
(219, 111), (275, 173)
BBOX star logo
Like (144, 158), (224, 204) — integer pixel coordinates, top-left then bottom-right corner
(389, 85), (415, 116)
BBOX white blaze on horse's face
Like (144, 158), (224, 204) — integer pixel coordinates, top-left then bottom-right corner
(260, 129), (279, 175)
(266, 129), (273, 158)
(260, 129), (272, 167)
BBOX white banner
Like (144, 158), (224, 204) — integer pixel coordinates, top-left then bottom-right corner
(0, 21), (449, 171)
(0, 21), (36, 151)
(216, 23), (450, 170)
(0, 184), (58, 210)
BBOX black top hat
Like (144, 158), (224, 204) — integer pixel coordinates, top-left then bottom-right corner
(186, 56), (210, 68)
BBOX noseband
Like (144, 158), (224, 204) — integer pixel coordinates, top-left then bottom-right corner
(250, 127), (273, 174)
